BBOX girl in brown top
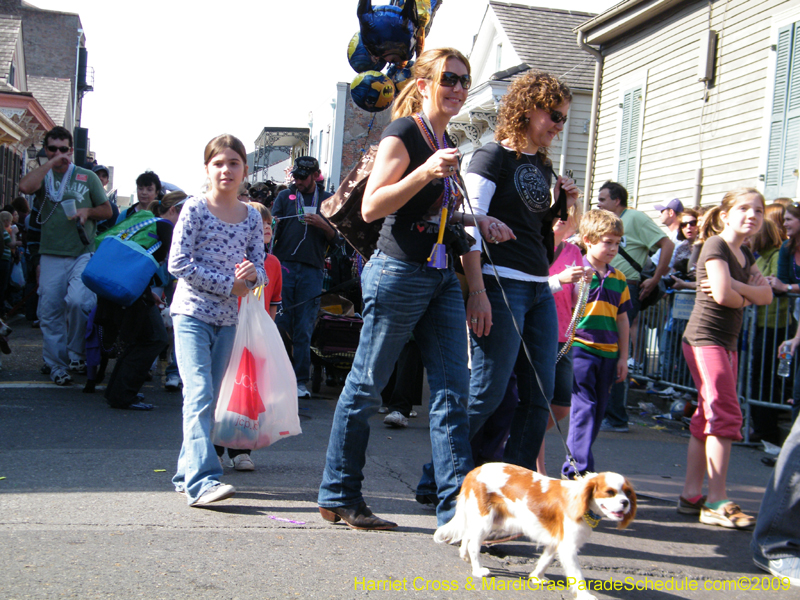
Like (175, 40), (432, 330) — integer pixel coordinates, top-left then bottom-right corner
(679, 188), (772, 529)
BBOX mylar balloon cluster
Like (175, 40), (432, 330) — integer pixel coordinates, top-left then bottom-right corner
(348, 0), (442, 113)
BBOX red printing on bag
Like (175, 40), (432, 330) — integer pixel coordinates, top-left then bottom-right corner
(228, 347), (266, 421)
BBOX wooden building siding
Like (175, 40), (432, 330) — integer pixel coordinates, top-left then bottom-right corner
(588, 0), (800, 213)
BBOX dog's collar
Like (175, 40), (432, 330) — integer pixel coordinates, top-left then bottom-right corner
(583, 509), (602, 528)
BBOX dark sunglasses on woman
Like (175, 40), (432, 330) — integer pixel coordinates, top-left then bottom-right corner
(681, 220), (698, 228)
(439, 71), (472, 90)
(549, 111), (568, 125)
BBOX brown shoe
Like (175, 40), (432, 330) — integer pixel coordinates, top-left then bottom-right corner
(677, 495), (707, 515)
(700, 501), (755, 530)
(319, 502), (398, 530)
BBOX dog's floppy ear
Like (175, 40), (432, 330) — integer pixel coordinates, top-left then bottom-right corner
(618, 479), (637, 529)
(573, 476), (597, 520)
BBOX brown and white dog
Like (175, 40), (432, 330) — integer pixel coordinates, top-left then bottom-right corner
(434, 463), (636, 600)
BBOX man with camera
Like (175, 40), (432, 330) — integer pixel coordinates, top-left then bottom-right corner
(272, 156), (337, 398)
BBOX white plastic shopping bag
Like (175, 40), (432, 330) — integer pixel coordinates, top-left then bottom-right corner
(212, 291), (300, 449)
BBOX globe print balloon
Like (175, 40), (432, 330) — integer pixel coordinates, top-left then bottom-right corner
(347, 32), (386, 74)
(351, 71), (396, 113)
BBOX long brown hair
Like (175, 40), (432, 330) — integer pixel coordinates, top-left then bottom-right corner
(391, 47), (470, 120)
(750, 218), (784, 255)
(786, 202), (800, 254)
(765, 203), (787, 239)
(203, 134), (247, 165)
(495, 70), (572, 161)
(697, 187), (765, 242)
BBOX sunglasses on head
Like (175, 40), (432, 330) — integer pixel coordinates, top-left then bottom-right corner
(681, 220), (698, 227)
(549, 111), (568, 125)
(439, 71), (471, 90)
(47, 145), (70, 154)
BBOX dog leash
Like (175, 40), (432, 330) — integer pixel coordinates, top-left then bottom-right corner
(454, 170), (585, 478)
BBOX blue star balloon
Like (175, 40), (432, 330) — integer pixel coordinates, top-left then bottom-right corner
(357, 0), (419, 65)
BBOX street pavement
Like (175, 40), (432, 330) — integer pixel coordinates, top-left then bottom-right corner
(0, 312), (796, 599)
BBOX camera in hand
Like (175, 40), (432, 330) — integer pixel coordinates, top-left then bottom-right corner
(75, 220), (90, 246)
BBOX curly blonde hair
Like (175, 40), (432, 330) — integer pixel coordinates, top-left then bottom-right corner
(495, 70), (572, 161)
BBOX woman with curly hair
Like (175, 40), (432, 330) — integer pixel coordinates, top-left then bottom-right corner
(459, 70), (579, 470)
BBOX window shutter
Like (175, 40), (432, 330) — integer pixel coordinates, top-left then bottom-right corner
(766, 24), (800, 199)
(617, 86), (642, 195)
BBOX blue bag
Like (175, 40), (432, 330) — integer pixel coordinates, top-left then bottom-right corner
(82, 218), (163, 306)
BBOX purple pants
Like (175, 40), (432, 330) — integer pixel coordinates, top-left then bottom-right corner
(562, 346), (617, 478)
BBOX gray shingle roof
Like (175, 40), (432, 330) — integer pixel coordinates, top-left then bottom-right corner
(0, 16), (21, 92)
(489, 1), (596, 91)
(27, 75), (70, 126)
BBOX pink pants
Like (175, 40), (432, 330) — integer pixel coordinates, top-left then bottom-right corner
(682, 343), (743, 441)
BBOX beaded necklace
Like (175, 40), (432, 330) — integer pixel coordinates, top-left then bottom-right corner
(37, 164), (76, 226)
(413, 112), (454, 268)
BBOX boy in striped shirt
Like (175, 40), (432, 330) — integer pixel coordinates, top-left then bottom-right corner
(562, 209), (632, 479)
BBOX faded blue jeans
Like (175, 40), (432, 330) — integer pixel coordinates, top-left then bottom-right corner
(318, 251), (473, 526)
(171, 314), (236, 504)
(752, 414), (800, 561)
(417, 276), (557, 495)
(276, 260), (323, 385)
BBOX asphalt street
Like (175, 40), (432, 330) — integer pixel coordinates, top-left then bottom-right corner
(0, 311), (796, 599)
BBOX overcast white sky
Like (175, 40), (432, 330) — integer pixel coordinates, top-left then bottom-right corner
(26, 0), (615, 197)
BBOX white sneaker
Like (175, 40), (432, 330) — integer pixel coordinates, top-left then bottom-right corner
(297, 383), (311, 398)
(190, 483), (235, 506)
(233, 454), (255, 471)
(164, 374), (182, 391)
(219, 455), (231, 468)
(384, 411), (408, 428)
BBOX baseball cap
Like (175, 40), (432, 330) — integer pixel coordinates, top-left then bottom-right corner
(92, 164), (109, 176)
(654, 198), (684, 213)
(291, 156), (319, 179)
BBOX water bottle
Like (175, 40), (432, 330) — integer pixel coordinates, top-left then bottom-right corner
(778, 343), (793, 378)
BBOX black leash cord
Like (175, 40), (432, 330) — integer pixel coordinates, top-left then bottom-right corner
(453, 173), (583, 476)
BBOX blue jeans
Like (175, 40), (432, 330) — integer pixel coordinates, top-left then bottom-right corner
(469, 277), (557, 467)
(752, 414), (800, 560)
(171, 314), (236, 504)
(418, 277), (557, 496)
(276, 261), (323, 384)
(318, 251), (473, 526)
(605, 280), (641, 427)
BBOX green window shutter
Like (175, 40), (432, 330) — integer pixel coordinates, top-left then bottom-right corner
(766, 24), (800, 199)
(617, 86), (642, 195)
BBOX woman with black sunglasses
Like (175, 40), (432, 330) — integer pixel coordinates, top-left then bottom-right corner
(318, 48), (508, 531)
(458, 70), (580, 473)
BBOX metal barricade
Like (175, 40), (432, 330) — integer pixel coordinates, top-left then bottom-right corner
(628, 290), (796, 443)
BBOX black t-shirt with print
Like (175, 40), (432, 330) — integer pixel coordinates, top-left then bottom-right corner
(467, 142), (555, 277)
(376, 116), (454, 264)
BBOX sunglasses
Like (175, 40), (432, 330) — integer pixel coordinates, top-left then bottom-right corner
(549, 111), (568, 125)
(681, 220), (698, 228)
(47, 145), (71, 154)
(439, 71), (471, 90)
